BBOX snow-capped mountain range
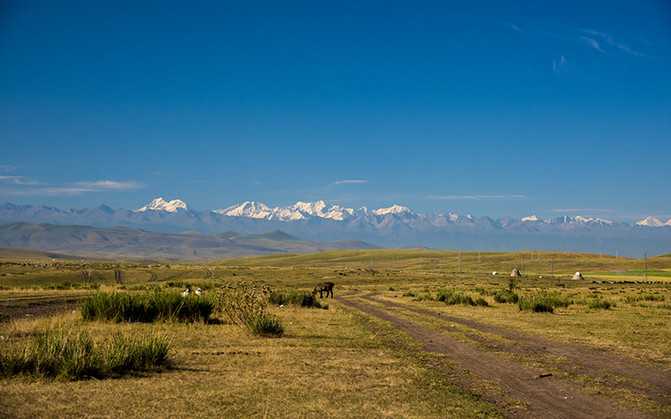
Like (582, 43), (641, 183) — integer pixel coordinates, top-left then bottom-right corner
(139, 197), (668, 227)
(1, 198), (670, 257)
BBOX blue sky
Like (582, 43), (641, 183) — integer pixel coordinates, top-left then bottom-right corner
(1, 1), (670, 222)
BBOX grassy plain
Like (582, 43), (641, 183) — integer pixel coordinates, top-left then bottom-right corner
(0, 249), (670, 417)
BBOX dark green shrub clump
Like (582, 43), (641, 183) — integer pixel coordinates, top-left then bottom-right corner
(0, 326), (171, 380)
(80, 291), (214, 323)
(587, 298), (615, 310)
(268, 290), (324, 308)
(494, 290), (519, 304)
(436, 288), (478, 306)
(518, 291), (572, 313)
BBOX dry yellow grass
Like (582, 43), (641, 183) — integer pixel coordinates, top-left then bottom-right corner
(0, 302), (500, 418)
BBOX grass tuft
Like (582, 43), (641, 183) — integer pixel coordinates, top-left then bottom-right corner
(436, 288), (478, 306)
(0, 326), (171, 380)
(518, 291), (572, 313)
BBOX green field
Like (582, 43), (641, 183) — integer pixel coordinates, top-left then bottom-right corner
(1, 249), (670, 417)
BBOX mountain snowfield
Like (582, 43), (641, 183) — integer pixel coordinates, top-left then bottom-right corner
(138, 197), (188, 212)
(635, 216), (671, 227)
(209, 200), (413, 222)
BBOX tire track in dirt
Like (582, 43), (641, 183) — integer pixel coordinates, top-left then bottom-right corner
(337, 294), (658, 418)
(362, 294), (671, 406)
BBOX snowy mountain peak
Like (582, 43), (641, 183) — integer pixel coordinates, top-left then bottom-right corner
(214, 201), (273, 219)
(522, 215), (540, 222)
(636, 216), (665, 227)
(372, 204), (413, 216)
(138, 198), (188, 213)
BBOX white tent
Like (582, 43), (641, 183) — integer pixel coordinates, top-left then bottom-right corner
(572, 272), (585, 280)
(510, 268), (521, 277)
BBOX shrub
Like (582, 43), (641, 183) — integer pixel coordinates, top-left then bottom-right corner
(494, 290), (519, 304)
(436, 288), (476, 306)
(518, 291), (572, 313)
(475, 298), (489, 307)
(80, 291), (214, 323)
(217, 282), (283, 337)
(587, 298), (615, 310)
(0, 326), (171, 380)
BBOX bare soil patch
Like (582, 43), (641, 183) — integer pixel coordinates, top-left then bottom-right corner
(338, 293), (670, 418)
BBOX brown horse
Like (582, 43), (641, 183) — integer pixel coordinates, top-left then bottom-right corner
(313, 282), (334, 298)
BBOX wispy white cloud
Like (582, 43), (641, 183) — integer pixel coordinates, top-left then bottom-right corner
(74, 180), (142, 190)
(552, 55), (569, 75)
(0, 176), (38, 185)
(335, 179), (369, 185)
(582, 29), (646, 57)
(0, 179), (144, 196)
(511, 22), (650, 77)
(581, 36), (605, 53)
(429, 194), (526, 200)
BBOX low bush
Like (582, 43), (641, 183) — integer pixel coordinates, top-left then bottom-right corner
(494, 290), (519, 304)
(586, 298), (615, 310)
(436, 288), (477, 306)
(217, 282), (283, 337)
(518, 291), (572, 313)
(268, 289), (324, 308)
(80, 291), (214, 323)
(0, 326), (171, 380)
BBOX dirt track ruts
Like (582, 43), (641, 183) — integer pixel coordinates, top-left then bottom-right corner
(337, 293), (669, 418)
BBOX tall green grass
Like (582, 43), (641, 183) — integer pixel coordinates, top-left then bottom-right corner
(0, 326), (171, 380)
(80, 291), (214, 323)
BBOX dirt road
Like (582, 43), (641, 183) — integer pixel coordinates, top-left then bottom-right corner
(337, 293), (671, 418)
